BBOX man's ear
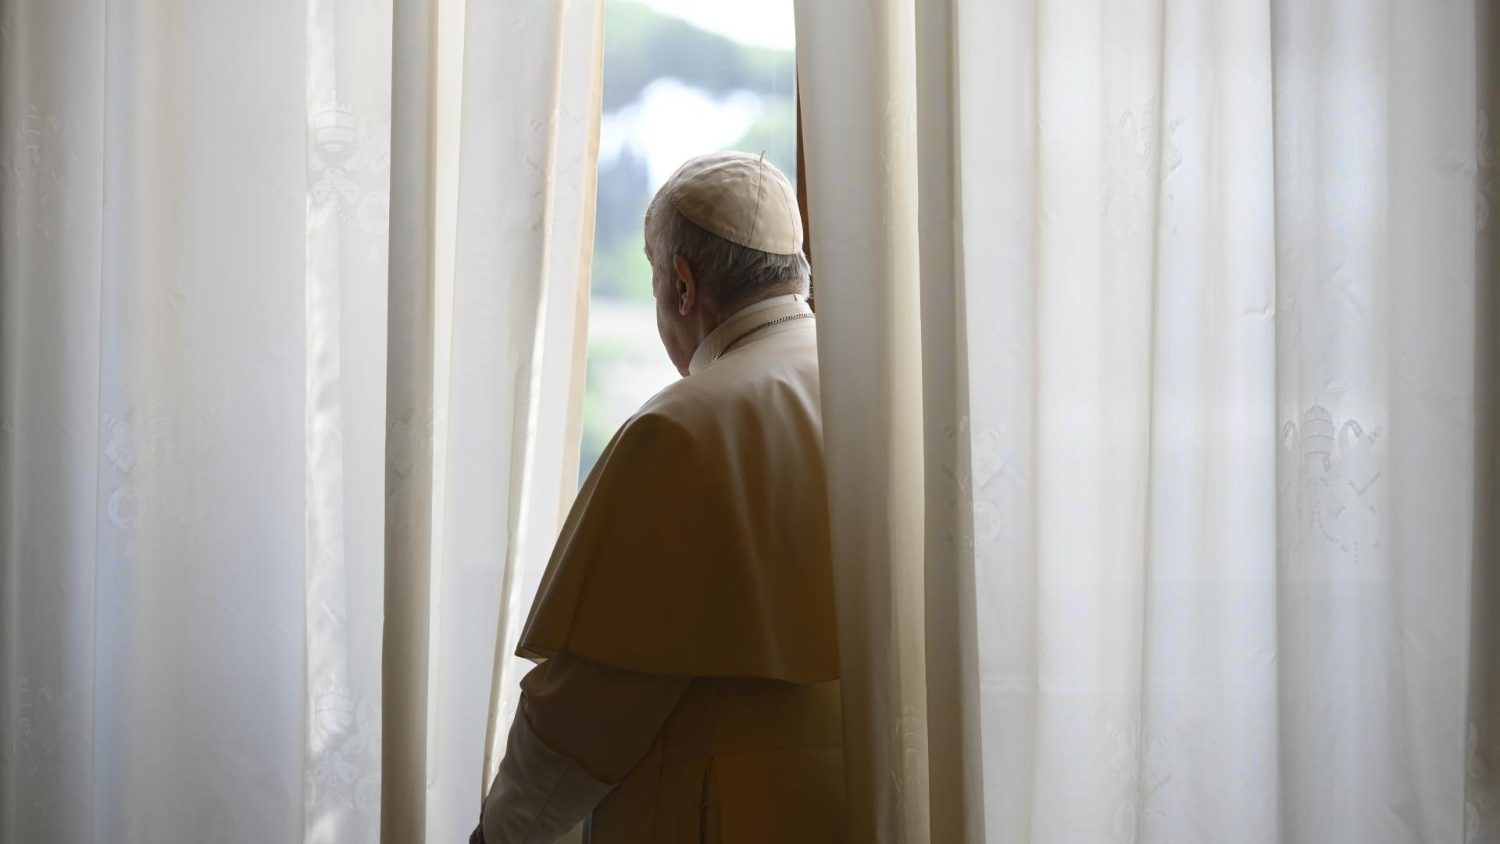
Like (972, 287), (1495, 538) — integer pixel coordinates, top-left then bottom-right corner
(672, 253), (697, 316)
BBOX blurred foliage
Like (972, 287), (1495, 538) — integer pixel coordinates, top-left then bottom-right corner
(594, 148), (654, 249)
(728, 96), (796, 184)
(602, 2), (795, 112)
(590, 227), (655, 300)
(579, 355), (615, 480)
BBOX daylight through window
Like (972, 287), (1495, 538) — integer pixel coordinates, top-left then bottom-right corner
(580, 0), (798, 483)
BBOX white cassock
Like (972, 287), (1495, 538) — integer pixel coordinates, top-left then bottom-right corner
(481, 294), (844, 843)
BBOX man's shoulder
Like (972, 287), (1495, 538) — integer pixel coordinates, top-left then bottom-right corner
(627, 377), (717, 437)
(617, 331), (821, 448)
(673, 327), (818, 397)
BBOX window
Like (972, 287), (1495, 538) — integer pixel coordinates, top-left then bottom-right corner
(580, 0), (798, 483)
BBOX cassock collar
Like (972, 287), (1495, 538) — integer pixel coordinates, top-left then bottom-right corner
(688, 293), (813, 375)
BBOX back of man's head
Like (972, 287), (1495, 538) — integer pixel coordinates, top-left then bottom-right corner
(644, 152), (810, 310)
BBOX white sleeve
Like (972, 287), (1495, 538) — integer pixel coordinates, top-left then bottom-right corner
(480, 653), (692, 843)
(480, 709), (611, 844)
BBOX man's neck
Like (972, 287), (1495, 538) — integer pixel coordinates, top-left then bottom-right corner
(686, 292), (812, 375)
(694, 287), (804, 346)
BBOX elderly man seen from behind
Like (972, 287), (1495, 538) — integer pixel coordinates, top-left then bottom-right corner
(472, 152), (844, 843)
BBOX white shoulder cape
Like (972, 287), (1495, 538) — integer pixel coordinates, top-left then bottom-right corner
(517, 322), (839, 682)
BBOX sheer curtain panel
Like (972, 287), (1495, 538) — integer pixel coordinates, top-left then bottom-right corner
(795, 0), (1496, 841)
(0, 1), (603, 842)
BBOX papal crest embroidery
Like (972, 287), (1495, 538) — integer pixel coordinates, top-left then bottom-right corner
(310, 101), (390, 234)
(1279, 403), (1383, 566)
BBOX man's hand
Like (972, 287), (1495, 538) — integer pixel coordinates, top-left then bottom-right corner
(469, 821), (485, 844)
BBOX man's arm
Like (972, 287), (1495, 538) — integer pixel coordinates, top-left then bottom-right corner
(478, 652), (692, 843)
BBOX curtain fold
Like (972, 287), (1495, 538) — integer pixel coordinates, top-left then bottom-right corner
(391, 1), (601, 839)
(791, 2), (930, 842)
(382, 0), (445, 838)
(2, 2), (315, 840)
(1, 1), (602, 842)
(304, 5), (395, 844)
(796, 0), (1493, 841)
(1468, 6), (1500, 843)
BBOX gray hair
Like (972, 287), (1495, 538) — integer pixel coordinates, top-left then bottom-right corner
(644, 196), (811, 306)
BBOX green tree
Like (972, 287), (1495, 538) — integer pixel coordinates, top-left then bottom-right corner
(603, 3), (795, 112)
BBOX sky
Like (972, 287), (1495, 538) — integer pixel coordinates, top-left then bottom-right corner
(633, 0), (796, 50)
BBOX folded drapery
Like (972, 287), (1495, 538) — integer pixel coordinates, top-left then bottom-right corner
(796, 0), (1496, 841)
(0, 1), (603, 842)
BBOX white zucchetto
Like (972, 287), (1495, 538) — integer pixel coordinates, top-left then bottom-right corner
(657, 151), (804, 256)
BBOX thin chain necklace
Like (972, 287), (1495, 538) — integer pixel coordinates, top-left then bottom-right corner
(713, 312), (815, 362)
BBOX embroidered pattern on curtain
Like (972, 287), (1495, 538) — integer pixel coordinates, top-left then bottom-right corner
(795, 0), (1495, 841)
(0, 1), (602, 842)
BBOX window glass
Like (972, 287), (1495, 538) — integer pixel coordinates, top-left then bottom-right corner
(581, 0), (797, 483)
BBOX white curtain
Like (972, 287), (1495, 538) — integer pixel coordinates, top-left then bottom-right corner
(796, 0), (1496, 842)
(0, 1), (601, 842)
